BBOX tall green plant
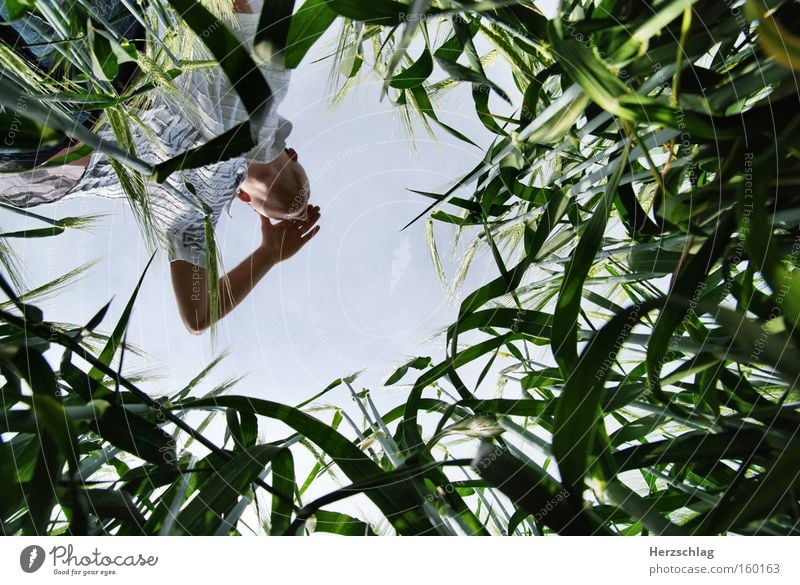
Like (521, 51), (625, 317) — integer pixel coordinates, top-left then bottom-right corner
(4, 0), (800, 535)
(275, 0), (800, 534)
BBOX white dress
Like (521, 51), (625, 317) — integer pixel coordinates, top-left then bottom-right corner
(0, 4), (294, 269)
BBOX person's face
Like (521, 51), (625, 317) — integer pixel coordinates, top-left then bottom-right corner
(238, 148), (310, 220)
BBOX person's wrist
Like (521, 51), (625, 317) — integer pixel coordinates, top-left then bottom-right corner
(255, 242), (280, 268)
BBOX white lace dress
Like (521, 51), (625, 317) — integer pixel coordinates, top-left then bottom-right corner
(0, 6), (293, 269)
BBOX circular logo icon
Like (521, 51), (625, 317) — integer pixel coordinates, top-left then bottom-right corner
(20, 545), (46, 573)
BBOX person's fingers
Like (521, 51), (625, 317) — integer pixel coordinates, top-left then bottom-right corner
(298, 213), (320, 235)
(300, 225), (320, 244)
(302, 208), (320, 223)
(299, 204), (318, 215)
(299, 204), (319, 217)
(275, 206), (320, 234)
(299, 205), (320, 223)
(285, 211), (319, 234)
(292, 205), (318, 224)
(274, 219), (301, 232)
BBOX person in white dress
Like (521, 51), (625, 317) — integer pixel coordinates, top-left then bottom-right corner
(0, 0), (321, 334)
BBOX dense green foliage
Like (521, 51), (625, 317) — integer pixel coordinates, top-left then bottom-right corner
(2, 0), (800, 535)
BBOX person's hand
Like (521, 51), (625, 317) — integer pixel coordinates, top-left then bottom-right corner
(258, 204), (321, 264)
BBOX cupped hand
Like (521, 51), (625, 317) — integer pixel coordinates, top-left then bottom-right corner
(259, 204), (321, 264)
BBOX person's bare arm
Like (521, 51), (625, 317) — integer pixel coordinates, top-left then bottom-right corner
(170, 246), (275, 334)
(171, 205), (321, 334)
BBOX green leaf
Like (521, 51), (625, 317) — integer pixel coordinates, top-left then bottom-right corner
(698, 443), (800, 534)
(152, 122), (255, 182)
(553, 299), (663, 501)
(385, 0), (432, 81)
(311, 510), (376, 535)
(270, 449), (295, 535)
(166, 0), (272, 144)
(385, 356), (432, 385)
(176, 444), (283, 535)
(60, 488), (146, 530)
(88, 20), (120, 82)
(5, 0), (36, 20)
(240, 410), (259, 449)
(746, 0), (800, 71)
(600, 479), (686, 535)
(0, 112), (64, 152)
(472, 441), (609, 535)
(453, 193), (565, 329)
(435, 58), (511, 104)
(178, 396), (438, 535)
(327, 0), (440, 26)
(92, 406), (176, 467)
(740, 157), (800, 343)
(284, 0), (338, 68)
(0, 438), (23, 520)
(23, 432), (64, 534)
(646, 213), (736, 400)
(612, 0), (699, 62)
(295, 372), (361, 409)
(408, 85), (478, 146)
(0, 79), (152, 175)
(255, 0), (296, 63)
(612, 429), (770, 473)
(388, 47), (433, 89)
(17, 393), (81, 534)
(87, 253), (155, 388)
(0, 345), (58, 397)
(402, 334), (517, 453)
(628, 246), (684, 275)
(552, 144), (629, 373)
(0, 227), (65, 238)
(447, 308), (553, 346)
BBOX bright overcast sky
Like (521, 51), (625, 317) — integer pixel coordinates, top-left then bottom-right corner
(3, 3), (564, 530)
(6, 25), (524, 411)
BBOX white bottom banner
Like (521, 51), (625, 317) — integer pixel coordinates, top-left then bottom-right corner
(0, 536), (797, 583)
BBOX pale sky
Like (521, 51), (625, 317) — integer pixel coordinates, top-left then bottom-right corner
(7, 29), (521, 407)
(4, 13), (538, 531)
